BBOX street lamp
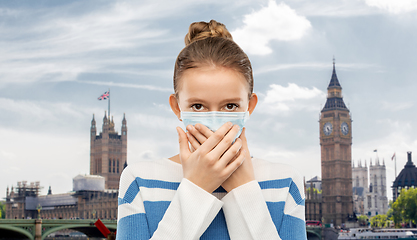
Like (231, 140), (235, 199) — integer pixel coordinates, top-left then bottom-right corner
(36, 204), (42, 219)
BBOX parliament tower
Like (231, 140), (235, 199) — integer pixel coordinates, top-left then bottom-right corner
(90, 112), (127, 189)
(319, 61), (353, 225)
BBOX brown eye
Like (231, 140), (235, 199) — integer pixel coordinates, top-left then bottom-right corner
(191, 104), (204, 111)
(225, 104), (238, 111)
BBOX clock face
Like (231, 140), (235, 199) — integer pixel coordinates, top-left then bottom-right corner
(323, 122), (333, 136)
(341, 122), (349, 135)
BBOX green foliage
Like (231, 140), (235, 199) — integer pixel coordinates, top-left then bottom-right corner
(358, 215), (368, 226)
(306, 187), (322, 195)
(0, 201), (5, 219)
(392, 188), (417, 226)
(370, 214), (389, 228)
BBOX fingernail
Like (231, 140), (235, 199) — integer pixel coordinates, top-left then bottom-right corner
(228, 122), (233, 128)
(195, 124), (200, 130)
(186, 125), (193, 131)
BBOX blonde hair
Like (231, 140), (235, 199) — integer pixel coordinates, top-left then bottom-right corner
(173, 20), (253, 98)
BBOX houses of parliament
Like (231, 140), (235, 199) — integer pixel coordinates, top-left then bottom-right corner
(6, 61), (400, 224)
(5, 113), (127, 220)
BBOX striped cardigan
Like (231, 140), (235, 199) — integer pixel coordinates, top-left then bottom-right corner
(116, 158), (307, 240)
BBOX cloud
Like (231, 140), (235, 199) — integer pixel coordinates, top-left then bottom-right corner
(0, 1), (177, 86)
(232, 1), (311, 55)
(381, 101), (414, 111)
(257, 62), (378, 74)
(364, 0), (417, 14)
(258, 83), (325, 114)
(80, 80), (172, 92)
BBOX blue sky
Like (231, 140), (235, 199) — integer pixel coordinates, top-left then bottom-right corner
(1, 0), (417, 200)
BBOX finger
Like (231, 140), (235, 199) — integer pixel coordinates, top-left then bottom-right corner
(224, 149), (246, 176)
(218, 138), (242, 167)
(208, 124), (240, 158)
(177, 127), (191, 161)
(239, 128), (248, 148)
(199, 122), (234, 154)
(186, 131), (201, 151)
(195, 123), (214, 139)
(187, 124), (209, 145)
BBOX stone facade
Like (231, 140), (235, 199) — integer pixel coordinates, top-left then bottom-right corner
(305, 176), (323, 221)
(352, 159), (388, 217)
(6, 114), (127, 220)
(5, 181), (118, 220)
(319, 62), (354, 225)
(90, 113), (127, 189)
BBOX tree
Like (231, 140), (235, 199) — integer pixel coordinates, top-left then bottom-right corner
(370, 214), (389, 228)
(392, 188), (417, 227)
(358, 215), (368, 226)
(0, 201), (5, 219)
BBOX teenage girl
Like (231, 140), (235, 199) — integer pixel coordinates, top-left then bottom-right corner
(116, 20), (307, 240)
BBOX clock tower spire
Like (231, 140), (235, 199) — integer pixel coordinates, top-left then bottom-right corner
(319, 60), (353, 226)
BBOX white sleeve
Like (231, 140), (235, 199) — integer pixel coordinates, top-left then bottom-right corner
(221, 180), (281, 240)
(151, 178), (223, 240)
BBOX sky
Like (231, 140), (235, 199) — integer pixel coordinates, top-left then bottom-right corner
(1, 0), (417, 201)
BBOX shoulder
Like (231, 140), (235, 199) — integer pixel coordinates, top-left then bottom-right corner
(252, 158), (303, 183)
(119, 158), (183, 190)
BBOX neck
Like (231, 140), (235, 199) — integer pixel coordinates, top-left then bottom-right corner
(169, 154), (181, 164)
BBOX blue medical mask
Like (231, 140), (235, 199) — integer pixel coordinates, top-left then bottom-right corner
(180, 111), (250, 141)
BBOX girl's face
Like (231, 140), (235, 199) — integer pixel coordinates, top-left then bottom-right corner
(169, 66), (257, 119)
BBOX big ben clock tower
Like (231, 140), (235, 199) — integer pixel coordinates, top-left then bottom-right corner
(320, 60), (353, 226)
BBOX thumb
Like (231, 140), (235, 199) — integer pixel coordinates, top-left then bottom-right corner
(177, 127), (191, 161)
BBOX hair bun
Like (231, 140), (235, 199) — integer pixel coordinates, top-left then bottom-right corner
(185, 20), (233, 46)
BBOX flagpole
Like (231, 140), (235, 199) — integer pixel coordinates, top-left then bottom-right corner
(395, 153), (397, 179)
(108, 88), (110, 120)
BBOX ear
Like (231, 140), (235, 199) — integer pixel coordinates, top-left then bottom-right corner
(248, 93), (258, 115)
(169, 94), (181, 120)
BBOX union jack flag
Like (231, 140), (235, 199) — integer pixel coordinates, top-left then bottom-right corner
(98, 91), (110, 100)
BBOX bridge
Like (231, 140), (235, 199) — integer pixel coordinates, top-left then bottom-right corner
(0, 219), (321, 240)
(306, 226), (322, 240)
(0, 219), (116, 240)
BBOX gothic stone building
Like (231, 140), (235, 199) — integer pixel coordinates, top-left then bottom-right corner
(90, 113), (127, 189)
(392, 152), (417, 202)
(352, 158), (388, 217)
(319, 61), (354, 225)
(6, 114), (127, 220)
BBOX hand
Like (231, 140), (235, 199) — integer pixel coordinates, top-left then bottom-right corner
(176, 122), (246, 193)
(186, 124), (255, 192)
(221, 128), (255, 192)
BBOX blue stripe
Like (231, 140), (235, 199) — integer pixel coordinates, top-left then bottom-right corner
(258, 178), (292, 189)
(266, 201), (285, 231)
(289, 181), (305, 206)
(201, 208), (230, 239)
(279, 214), (307, 240)
(143, 201), (171, 237)
(259, 178), (304, 206)
(120, 177), (181, 205)
(116, 213), (150, 240)
(122, 179), (140, 204)
(135, 177), (180, 190)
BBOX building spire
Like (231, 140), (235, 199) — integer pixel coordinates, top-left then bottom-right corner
(321, 58), (348, 112)
(328, 57), (342, 90)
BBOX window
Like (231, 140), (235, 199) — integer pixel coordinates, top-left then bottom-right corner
(375, 197), (377, 208)
(368, 196), (372, 208)
(117, 160), (120, 173)
(108, 159), (111, 173)
(113, 159), (115, 173)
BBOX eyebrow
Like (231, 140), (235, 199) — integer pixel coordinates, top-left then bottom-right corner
(185, 97), (243, 104)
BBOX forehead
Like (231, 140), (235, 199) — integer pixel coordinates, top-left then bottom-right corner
(178, 66), (249, 100)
